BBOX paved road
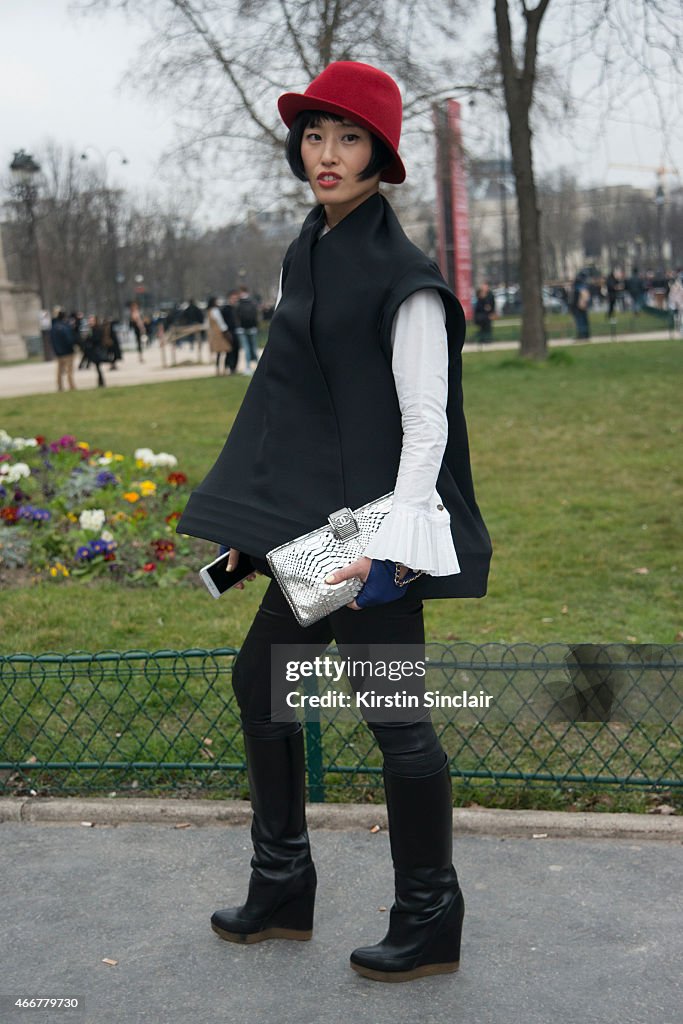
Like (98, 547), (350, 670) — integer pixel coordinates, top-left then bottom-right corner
(0, 330), (674, 400)
(1, 819), (681, 1024)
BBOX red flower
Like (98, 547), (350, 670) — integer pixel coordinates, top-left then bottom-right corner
(142, 562), (156, 572)
(165, 511), (181, 524)
(35, 435), (46, 445)
(104, 553), (116, 562)
(151, 539), (175, 561)
(1, 507), (19, 524)
(167, 472), (188, 486)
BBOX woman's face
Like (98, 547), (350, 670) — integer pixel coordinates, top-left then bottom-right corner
(300, 118), (381, 226)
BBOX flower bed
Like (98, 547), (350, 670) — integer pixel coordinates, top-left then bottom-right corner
(0, 429), (205, 585)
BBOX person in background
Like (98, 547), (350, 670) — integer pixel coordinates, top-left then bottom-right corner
(206, 296), (233, 375)
(473, 282), (496, 344)
(221, 290), (241, 375)
(626, 267), (645, 314)
(651, 270), (669, 310)
(84, 315), (107, 388)
(103, 318), (121, 370)
(667, 272), (683, 335)
(235, 284), (260, 374)
(570, 272), (591, 340)
(606, 268), (624, 318)
(184, 297), (205, 351)
(50, 309), (77, 392)
(128, 300), (146, 363)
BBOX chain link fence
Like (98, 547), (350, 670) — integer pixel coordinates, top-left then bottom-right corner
(1, 644), (681, 802)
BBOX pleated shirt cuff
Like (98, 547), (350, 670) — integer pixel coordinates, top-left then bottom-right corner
(362, 502), (461, 576)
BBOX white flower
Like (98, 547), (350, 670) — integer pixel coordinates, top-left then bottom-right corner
(97, 456), (113, 466)
(101, 530), (114, 543)
(153, 452), (178, 467)
(0, 430), (37, 452)
(133, 447), (177, 468)
(79, 508), (106, 532)
(4, 462), (31, 484)
(134, 447), (155, 465)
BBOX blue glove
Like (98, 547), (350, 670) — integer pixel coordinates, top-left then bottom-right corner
(355, 559), (421, 609)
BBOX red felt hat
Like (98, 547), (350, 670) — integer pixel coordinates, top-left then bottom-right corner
(278, 61), (406, 185)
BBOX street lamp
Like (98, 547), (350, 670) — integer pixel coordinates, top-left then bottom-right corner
(9, 150), (46, 311)
(654, 183), (665, 267)
(81, 147), (129, 320)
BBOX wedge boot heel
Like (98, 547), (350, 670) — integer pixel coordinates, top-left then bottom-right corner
(350, 886), (464, 982)
(211, 874), (317, 943)
(211, 726), (317, 945)
(350, 755), (464, 983)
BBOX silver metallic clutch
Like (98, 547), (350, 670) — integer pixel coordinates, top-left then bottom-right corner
(266, 492), (394, 627)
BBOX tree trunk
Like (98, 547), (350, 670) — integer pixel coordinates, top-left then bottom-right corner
(508, 95), (546, 359)
(495, 0), (552, 361)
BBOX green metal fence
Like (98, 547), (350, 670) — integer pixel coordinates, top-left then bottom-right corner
(1, 644), (681, 801)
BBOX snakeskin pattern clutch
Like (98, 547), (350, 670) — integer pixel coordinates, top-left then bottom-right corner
(266, 493), (394, 627)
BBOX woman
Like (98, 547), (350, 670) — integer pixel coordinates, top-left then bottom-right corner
(128, 300), (145, 363)
(206, 296), (233, 375)
(84, 314), (107, 388)
(177, 61), (491, 982)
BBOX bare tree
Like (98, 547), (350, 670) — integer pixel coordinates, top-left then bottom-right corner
(77, 0), (471, 202)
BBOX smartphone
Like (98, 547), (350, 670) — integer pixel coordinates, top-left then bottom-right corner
(199, 550), (255, 599)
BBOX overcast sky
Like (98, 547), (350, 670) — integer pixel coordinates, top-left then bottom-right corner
(2, 0), (682, 224)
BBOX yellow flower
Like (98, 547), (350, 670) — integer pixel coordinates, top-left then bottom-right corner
(104, 450), (113, 459)
(114, 454), (124, 462)
(135, 458), (148, 470)
(123, 491), (140, 503)
(139, 480), (156, 496)
(76, 441), (89, 450)
(67, 513), (78, 522)
(50, 567), (57, 577)
(111, 511), (128, 522)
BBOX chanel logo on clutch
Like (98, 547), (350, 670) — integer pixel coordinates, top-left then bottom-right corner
(328, 508), (359, 541)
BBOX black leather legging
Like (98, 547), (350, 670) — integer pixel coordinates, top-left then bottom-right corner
(232, 576), (445, 778)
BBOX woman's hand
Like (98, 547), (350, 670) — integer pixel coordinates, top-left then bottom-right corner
(325, 558), (418, 610)
(226, 547), (260, 589)
(324, 555), (372, 610)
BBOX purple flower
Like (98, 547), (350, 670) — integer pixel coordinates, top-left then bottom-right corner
(17, 504), (51, 522)
(0, 485), (6, 499)
(89, 539), (106, 555)
(76, 545), (92, 561)
(96, 470), (117, 487)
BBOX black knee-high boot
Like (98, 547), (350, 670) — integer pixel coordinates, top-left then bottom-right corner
(211, 726), (317, 943)
(350, 754), (464, 982)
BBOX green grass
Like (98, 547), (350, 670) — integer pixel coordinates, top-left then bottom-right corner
(1, 338), (681, 652)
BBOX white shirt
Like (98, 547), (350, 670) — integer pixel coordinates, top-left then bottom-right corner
(274, 257), (461, 577)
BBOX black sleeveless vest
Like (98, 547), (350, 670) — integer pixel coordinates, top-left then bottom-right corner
(177, 193), (491, 600)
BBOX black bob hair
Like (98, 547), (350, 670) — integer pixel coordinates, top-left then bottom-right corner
(285, 109), (393, 182)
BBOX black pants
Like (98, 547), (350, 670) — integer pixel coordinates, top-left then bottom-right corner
(232, 577), (445, 778)
(226, 335), (240, 374)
